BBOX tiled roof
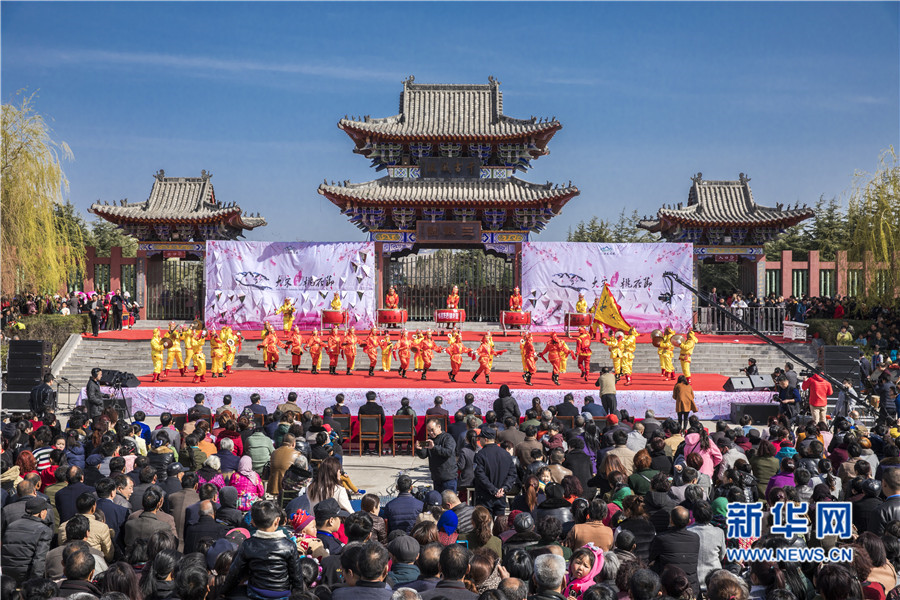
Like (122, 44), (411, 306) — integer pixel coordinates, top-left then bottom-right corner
(338, 76), (560, 140)
(89, 170), (266, 229)
(318, 176), (579, 207)
(640, 174), (814, 231)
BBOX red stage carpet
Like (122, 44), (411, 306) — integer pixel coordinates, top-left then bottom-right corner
(136, 368), (728, 392)
(85, 328), (794, 346)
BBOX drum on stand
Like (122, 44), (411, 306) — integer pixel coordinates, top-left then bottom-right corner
(434, 309), (466, 333)
(321, 310), (347, 330)
(564, 312), (592, 336)
(377, 309), (408, 327)
(500, 311), (531, 335)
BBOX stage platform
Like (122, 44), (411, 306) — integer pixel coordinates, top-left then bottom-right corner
(77, 369), (774, 421)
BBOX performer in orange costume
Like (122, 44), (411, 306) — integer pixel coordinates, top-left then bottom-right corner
(325, 327), (342, 376)
(342, 327), (358, 375)
(539, 332), (571, 386)
(303, 328), (323, 375)
(520, 331), (537, 386)
(385, 286), (399, 309)
(258, 325), (280, 372)
(414, 330), (442, 380)
(575, 327), (593, 381)
(396, 330), (412, 378)
(445, 332), (472, 383)
(361, 327), (380, 376)
(509, 287), (523, 311)
(446, 285), (460, 309)
(471, 334), (504, 385)
(283, 326), (305, 373)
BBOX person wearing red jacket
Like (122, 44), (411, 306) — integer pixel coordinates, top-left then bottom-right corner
(802, 373), (833, 425)
(361, 327), (380, 377)
(325, 328), (342, 376)
(341, 327), (358, 375)
(539, 332), (571, 386)
(414, 329), (442, 380)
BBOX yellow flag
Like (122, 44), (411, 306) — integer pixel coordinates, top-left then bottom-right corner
(593, 283), (631, 332)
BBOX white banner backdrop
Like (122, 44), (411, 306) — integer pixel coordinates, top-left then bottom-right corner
(205, 241), (375, 330)
(521, 242), (693, 332)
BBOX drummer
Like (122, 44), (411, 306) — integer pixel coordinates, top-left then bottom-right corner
(384, 286), (400, 328)
(575, 292), (588, 314)
(443, 285), (460, 330)
(330, 292), (342, 311)
(509, 287), (523, 312)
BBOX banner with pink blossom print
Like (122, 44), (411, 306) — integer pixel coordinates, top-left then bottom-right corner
(205, 241), (376, 331)
(521, 242), (693, 333)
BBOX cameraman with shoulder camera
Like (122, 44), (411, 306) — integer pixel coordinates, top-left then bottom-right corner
(774, 376), (801, 419)
(85, 367), (109, 421)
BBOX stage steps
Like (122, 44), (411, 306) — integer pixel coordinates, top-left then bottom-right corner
(53, 335), (817, 389)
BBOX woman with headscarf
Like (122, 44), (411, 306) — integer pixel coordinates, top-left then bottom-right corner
(437, 510), (459, 545)
(564, 544), (606, 600)
(210, 455), (265, 511)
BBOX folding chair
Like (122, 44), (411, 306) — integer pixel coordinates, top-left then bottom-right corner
(392, 415), (416, 456)
(425, 414), (449, 433)
(333, 415), (351, 451)
(359, 414), (383, 456)
(173, 414), (188, 432)
(556, 415), (574, 430)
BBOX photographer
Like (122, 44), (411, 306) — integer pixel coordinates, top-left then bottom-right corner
(774, 376), (800, 419)
(740, 358), (759, 376)
(834, 378), (860, 419)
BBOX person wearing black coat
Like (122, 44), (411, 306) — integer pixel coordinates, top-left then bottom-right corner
(562, 438), (595, 497)
(0, 498), (53, 584)
(492, 385), (520, 423)
(415, 419), (457, 493)
(533, 484), (575, 535)
(55, 467), (95, 524)
(553, 394), (581, 419)
(95, 478), (130, 545)
(473, 429), (518, 516)
(85, 368), (107, 420)
(184, 501), (228, 554)
(649, 506), (702, 597)
(383, 475), (424, 534)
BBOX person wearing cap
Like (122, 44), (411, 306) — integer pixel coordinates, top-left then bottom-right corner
(386, 535), (422, 589)
(222, 500), (305, 597)
(161, 461), (188, 496)
(315, 497), (350, 555)
(416, 417), (458, 493)
(0, 496), (53, 583)
(473, 427), (517, 516)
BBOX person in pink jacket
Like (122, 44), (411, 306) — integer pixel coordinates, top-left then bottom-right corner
(802, 373), (833, 426)
(682, 428), (722, 478)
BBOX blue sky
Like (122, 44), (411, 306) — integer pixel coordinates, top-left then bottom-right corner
(2, 1), (898, 243)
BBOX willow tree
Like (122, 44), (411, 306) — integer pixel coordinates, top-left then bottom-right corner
(847, 147), (900, 306)
(1, 92), (84, 295)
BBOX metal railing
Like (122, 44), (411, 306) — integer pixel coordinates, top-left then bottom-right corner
(696, 306), (786, 335)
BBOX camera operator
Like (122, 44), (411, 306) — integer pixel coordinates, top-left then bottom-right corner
(834, 378), (860, 419)
(740, 358), (758, 376)
(774, 376), (800, 419)
(85, 367), (109, 421)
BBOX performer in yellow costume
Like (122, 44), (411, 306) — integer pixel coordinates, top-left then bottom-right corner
(209, 329), (226, 378)
(678, 329), (698, 385)
(620, 326), (638, 386)
(183, 329), (195, 373)
(276, 299), (297, 333)
(412, 330), (425, 371)
(150, 328), (166, 382)
(602, 331), (623, 379)
(589, 297), (603, 338)
(658, 327), (676, 381)
(191, 330), (208, 383)
(486, 331), (496, 371)
(575, 293), (588, 314)
(379, 331), (394, 372)
(330, 293), (342, 311)
(163, 323), (185, 377)
(559, 337), (572, 374)
(223, 326), (242, 374)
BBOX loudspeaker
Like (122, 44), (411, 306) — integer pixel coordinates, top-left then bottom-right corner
(723, 377), (753, 392)
(731, 402), (780, 423)
(749, 375), (775, 390)
(97, 370), (141, 388)
(6, 340), (51, 391)
(821, 346), (861, 391)
(1, 391), (33, 413)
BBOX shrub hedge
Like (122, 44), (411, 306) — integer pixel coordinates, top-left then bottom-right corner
(806, 318), (873, 348)
(3, 314), (90, 360)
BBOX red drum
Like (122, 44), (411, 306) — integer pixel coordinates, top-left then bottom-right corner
(565, 312), (592, 336)
(500, 311), (531, 334)
(434, 309), (466, 324)
(377, 309), (408, 325)
(321, 310), (346, 330)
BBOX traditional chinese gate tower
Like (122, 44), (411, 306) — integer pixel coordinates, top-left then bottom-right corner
(89, 170), (266, 320)
(318, 76), (579, 321)
(638, 173), (814, 297)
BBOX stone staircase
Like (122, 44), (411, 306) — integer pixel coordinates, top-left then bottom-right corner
(54, 333), (817, 384)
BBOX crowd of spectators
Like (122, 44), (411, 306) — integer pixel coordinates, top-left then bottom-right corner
(4, 387), (900, 600)
(1, 290), (140, 338)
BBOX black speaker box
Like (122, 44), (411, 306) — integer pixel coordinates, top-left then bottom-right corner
(723, 377), (754, 392)
(749, 375), (775, 390)
(6, 339), (51, 391)
(1, 391), (33, 412)
(97, 370), (141, 388)
(821, 345), (862, 392)
(731, 402), (780, 423)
